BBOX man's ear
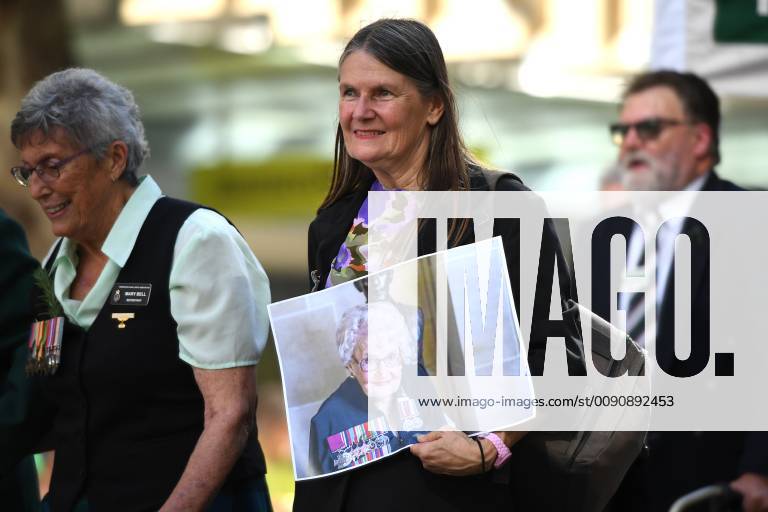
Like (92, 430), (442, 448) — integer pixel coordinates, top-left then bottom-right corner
(426, 94), (445, 126)
(692, 122), (714, 160)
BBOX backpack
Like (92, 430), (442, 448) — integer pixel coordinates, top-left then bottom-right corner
(480, 168), (647, 511)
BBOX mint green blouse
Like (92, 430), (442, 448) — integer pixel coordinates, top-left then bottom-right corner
(47, 176), (270, 369)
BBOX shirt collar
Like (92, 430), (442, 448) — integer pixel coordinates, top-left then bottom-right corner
(50, 236), (76, 273)
(101, 175), (163, 267)
(51, 176), (162, 271)
(657, 172), (708, 224)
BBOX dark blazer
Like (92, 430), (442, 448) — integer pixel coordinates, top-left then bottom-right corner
(308, 167), (583, 374)
(592, 171), (741, 374)
(599, 172), (768, 511)
(297, 167), (584, 511)
(0, 209), (41, 511)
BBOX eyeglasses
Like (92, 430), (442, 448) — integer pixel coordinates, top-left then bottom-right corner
(609, 118), (688, 146)
(351, 353), (401, 373)
(10, 147), (93, 187)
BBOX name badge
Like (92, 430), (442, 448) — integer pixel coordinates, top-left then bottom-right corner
(109, 283), (152, 306)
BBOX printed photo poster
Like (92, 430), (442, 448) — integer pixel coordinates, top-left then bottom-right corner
(270, 238), (535, 480)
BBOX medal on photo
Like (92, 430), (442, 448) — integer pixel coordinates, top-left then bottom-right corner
(398, 397), (424, 430)
(328, 417), (393, 470)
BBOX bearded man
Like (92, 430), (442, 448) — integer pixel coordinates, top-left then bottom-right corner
(604, 71), (768, 512)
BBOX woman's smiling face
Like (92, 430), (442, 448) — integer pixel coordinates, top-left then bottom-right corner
(22, 128), (115, 244)
(338, 50), (443, 180)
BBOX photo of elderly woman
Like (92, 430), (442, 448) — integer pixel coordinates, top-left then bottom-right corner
(270, 267), (433, 480)
(270, 239), (526, 482)
(307, 301), (427, 476)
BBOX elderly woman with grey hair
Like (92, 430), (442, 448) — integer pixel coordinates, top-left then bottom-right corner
(9, 68), (272, 512)
(307, 301), (424, 477)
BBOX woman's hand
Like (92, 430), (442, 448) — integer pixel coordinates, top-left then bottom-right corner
(410, 430), (526, 476)
(159, 366), (257, 512)
(410, 431), (493, 476)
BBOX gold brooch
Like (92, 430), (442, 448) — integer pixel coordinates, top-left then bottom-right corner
(111, 312), (135, 329)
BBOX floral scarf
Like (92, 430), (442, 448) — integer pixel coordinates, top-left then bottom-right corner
(325, 181), (388, 287)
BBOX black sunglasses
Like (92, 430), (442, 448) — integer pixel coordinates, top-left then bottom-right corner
(609, 117), (688, 146)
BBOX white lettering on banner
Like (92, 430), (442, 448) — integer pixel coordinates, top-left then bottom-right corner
(364, 190), (768, 430)
(759, 0), (768, 16)
(445, 240), (521, 377)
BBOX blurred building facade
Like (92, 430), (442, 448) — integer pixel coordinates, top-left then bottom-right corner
(2, 0), (765, 272)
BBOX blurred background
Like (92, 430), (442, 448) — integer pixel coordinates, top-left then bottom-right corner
(1, 0), (766, 509)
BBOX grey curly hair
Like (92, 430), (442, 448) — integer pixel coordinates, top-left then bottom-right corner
(11, 68), (149, 186)
(335, 302), (417, 367)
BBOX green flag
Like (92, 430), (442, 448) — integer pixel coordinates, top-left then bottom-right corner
(715, 0), (768, 43)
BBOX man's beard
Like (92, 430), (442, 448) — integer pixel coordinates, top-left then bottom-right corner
(618, 150), (673, 191)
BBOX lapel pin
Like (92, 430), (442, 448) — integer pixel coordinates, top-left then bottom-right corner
(112, 313), (135, 329)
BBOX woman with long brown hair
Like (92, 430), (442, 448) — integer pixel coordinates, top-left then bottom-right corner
(299, 18), (580, 512)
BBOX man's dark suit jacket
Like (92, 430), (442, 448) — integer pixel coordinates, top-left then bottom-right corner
(596, 172), (768, 511)
(0, 209), (41, 511)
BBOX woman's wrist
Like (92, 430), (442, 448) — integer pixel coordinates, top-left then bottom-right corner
(479, 437), (498, 470)
(477, 431), (526, 471)
(482, 433), (511, 468)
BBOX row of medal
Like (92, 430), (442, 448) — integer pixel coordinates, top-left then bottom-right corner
(25, 316), (64, 375)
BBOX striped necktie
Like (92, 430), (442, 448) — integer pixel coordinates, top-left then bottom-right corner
(621, 210), (664, 348)
(623, 250), (648, 347)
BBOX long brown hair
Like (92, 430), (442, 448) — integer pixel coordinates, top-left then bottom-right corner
(320, 18), (474, 210)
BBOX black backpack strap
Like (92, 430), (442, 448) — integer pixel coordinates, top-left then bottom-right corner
(481, 168), (508, 190)
(470, 165), (523, 191)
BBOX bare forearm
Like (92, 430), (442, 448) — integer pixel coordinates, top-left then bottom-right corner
(160, 417), (250, 512)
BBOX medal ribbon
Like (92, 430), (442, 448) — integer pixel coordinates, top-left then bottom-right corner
(26, 316), (64, 375)
(329, 416), (393, 470)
